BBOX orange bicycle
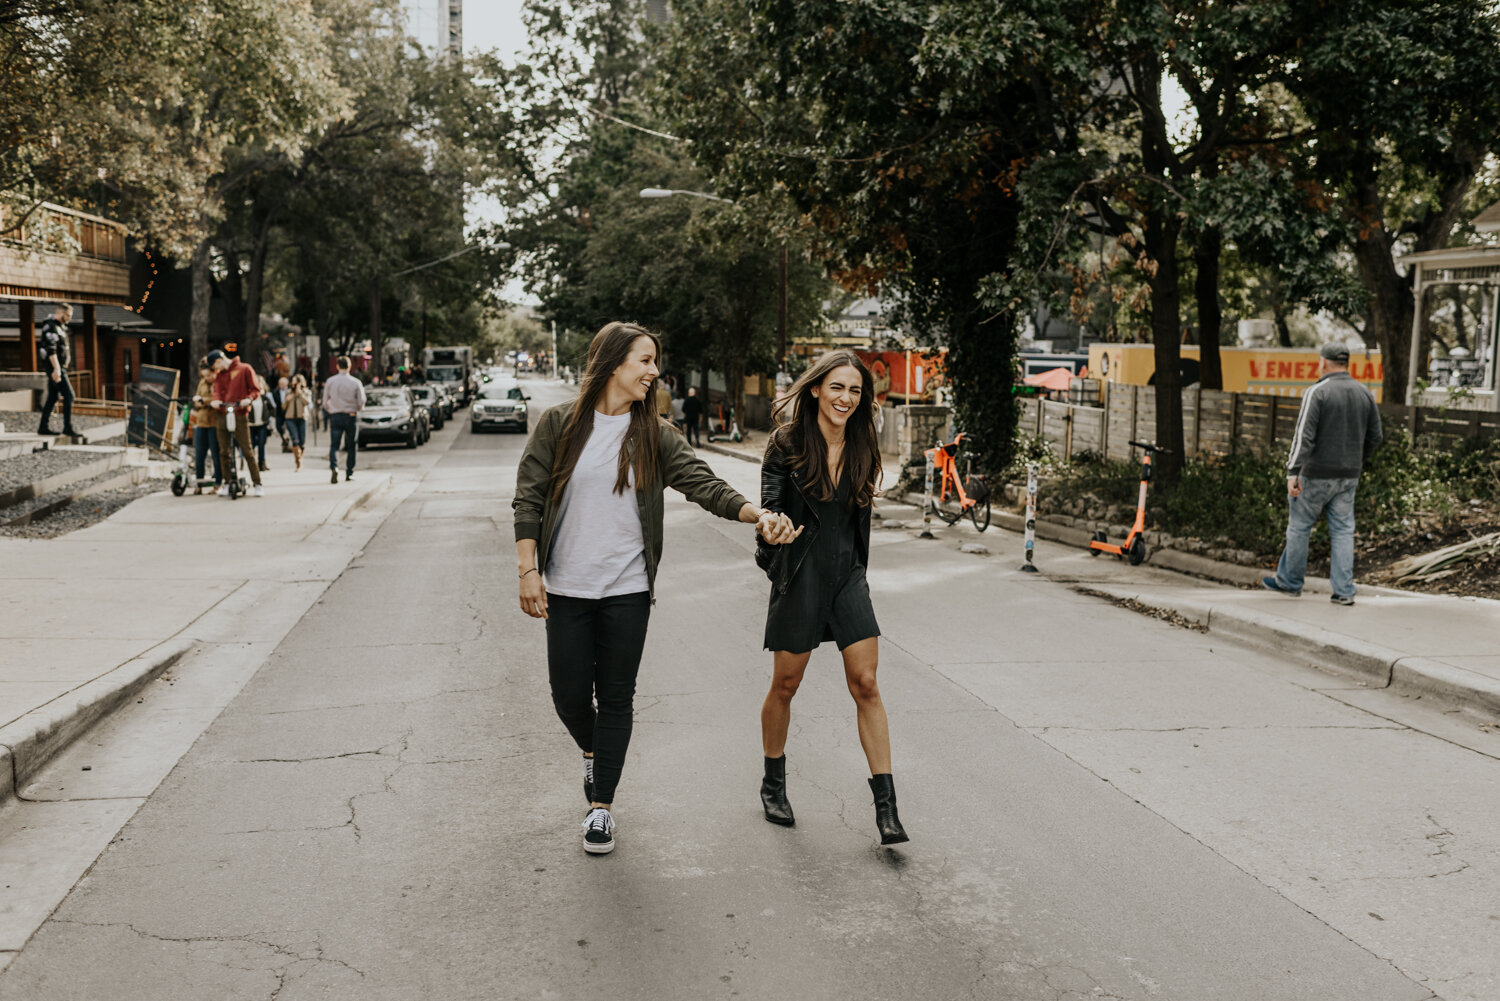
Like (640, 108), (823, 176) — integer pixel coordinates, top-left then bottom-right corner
(925, 432), (990, 531)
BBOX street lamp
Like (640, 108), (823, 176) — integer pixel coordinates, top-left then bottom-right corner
(639, 187), (789, 383)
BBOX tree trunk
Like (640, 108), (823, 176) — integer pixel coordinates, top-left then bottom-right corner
(369, 278), (382, 378)
(190, 238), (213, 364)
(243, 211), (275, 346)
(1194, 224), (1223, 391)
(1349, 173), (1414, 401)
(1146, 207), (1186, 485)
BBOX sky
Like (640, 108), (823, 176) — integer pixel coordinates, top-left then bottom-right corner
(462, 0), (532, 62)
(458, 0), (534, 301)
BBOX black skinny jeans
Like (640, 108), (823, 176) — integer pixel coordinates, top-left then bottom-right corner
(545, 591), (651, 804)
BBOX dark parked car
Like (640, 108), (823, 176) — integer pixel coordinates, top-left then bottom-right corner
(410, 385), (445, 430)
(470, 379), (529, 433)
(359, 386), (429, 448)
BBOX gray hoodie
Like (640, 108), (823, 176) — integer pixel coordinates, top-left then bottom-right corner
(1285, 371), (1383, 479)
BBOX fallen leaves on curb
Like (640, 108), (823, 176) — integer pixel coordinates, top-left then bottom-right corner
(1071, 586), (1209, 632)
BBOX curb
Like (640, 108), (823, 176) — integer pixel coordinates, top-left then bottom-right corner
(328, 473), (391, 523)
(1080, 583), (1500, 722)
(0, 637), (194, 806)
(699, 441), (761, 465)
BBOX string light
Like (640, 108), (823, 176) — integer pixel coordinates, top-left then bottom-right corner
(135, 249), (159, 314)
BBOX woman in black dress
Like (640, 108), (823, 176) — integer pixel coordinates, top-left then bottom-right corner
(755, 350), (908, 845)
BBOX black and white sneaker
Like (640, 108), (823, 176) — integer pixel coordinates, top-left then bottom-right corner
(583, 754), (595, 804)
(582, 807), (615, 855)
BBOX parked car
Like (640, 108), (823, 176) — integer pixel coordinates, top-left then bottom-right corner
(410, 385), (445, 430)
(359, 386), (429, 448)
(470, 378), (530, 433)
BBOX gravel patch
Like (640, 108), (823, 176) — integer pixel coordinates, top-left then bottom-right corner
(1070, 585), (1210, 633)
(0, 448), (107, 495)
(0, 409), (118, 433)
(0, 478), (160, 538)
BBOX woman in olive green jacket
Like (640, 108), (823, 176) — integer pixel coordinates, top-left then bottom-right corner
(513, 321), (795, 856)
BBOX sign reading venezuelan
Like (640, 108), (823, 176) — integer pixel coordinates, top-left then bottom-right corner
(1088, 344), (1384, 402)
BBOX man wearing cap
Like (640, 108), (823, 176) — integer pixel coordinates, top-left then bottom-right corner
(208, 349), (265, 497)
(1264, 343), (1383, 605)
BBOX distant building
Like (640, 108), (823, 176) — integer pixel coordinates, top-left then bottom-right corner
(400, 0), (462, 61)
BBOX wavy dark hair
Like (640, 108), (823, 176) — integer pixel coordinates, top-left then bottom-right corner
(549, 321), (665, 501)
(770, 349), (881, 509)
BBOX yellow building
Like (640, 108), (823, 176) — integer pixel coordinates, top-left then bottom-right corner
(1087, 344), (1384, 402)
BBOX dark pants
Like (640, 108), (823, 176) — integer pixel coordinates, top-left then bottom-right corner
(215, 412), (262, 486)
(193, 426), (223, 484)
(684, 414), (701, 447)
(250, 424), (269, 469)
(545, 591), (652, 804)
(39, 373), (75, 432)
(328, 412), (357, 474)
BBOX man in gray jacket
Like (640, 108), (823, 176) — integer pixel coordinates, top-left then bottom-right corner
(1264, 343), (1384, 605)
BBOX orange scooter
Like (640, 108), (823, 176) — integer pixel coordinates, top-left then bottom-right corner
(1088, 440), (1168, 566)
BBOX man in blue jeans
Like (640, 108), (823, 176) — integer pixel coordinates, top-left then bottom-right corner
(1264, 343), (1384, 605)
(320, 356), (366, 483)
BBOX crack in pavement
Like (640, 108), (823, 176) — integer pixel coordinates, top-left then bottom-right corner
(1031, 723), (1404, 734)
(49, 919), (366, 996)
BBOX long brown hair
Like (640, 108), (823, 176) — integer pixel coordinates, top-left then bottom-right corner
(549, 321), (666, 501)
(770, 350), (881, 509)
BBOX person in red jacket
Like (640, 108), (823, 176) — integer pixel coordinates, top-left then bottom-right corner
(208, 349), (264, 497)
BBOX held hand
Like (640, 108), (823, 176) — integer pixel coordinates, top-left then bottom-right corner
(519, 572), (548, 619)
(1287, 475), (1302, 499)
(211, 400), (224, 409)
(50, 371), (60, 383)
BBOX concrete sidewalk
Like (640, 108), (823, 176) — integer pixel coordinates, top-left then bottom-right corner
(0, 468), (397, 805)
(704, 433), (1500, 725)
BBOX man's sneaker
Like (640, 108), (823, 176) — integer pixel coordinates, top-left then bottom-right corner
(330, 469), (339, 484)
(1330, 594), (1355, 606)
(582, 807), (615, 855)
(1261, 576), (1301, 597)
(252, 484), (264, 497)
(345, 472), (354, 482)
(583, 754), (595, 804)
(216, 484), (230, 497)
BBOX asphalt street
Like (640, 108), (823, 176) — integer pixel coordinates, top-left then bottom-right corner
(1, 378), (1495, 1000)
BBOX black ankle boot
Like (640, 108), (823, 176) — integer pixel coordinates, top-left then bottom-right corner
(761, 755), (794, 826)
(868, 774), (909, 845)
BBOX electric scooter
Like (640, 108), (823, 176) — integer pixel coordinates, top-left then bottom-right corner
(706, 400), (743, 443)
(1088, 440), (1168, 566)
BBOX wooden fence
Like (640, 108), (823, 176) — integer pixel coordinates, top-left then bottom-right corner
(1020, 385), (1500, 462)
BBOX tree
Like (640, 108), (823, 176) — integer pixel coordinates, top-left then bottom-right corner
(1284, 0), (1500, 401)
(660, 0), (1091, 473)
(488, 0), (830, 415)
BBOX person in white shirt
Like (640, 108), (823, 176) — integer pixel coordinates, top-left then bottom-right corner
(512, 321), (795, 855)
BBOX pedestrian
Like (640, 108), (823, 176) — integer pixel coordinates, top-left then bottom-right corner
(271, 375), (292, 453)
(35, 303), (78, 437)
(671, 390), (685, 429)
(322, 355), (366, 484)
(682, 386), (704, 448)
(283, 373), (312, 472)
(655, 376), (673, 423)
(1263, 343), (1384, 605)
(512, 320), (794, 856)
(754, 349), (909, 845)
(190, 358), (223, 494)
(208, 349), (264, 497)
(248, 373), (272, 472)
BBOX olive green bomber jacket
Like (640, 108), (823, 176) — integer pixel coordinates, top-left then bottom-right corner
(512, 399), (750, 599)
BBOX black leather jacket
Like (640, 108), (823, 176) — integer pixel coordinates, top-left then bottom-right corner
(755, 434), (872, 596)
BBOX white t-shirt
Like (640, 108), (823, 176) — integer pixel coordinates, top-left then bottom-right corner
(545, 411), (649, 599)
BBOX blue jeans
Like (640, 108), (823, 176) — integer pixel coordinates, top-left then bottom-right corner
(329, 413), (357, 474)
(1273, 476), (1359, 598)
(284, 418), (306, 448)
(193, 426), (222, 484)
